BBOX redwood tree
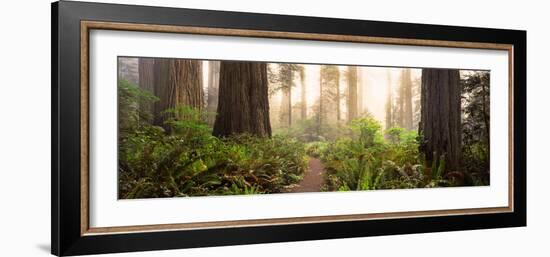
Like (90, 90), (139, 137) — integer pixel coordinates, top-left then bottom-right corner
(138, 58), (156, 122)
(357, 68), (364, 116)
(402, 69), (414, 130)
(213, 61), (271, 137)
(279, 64), (293, 127)
(397, 69), (414, 130)
(320, 65), (340, 123)
(419, 68), (462, 173)
(299, 66), (307, 120)
(347, 66), (358, 122)
(206, 61), (220, 124)
(152, 59), (203, 129)
(385, 70), (394, 129)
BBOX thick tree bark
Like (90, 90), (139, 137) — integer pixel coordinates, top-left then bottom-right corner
(213, 61), (272, 137)
(138, 58), (156, 122)
(206, 61), (220, 124)
(420, 68), (462, 173)
(347, 66), (358, 122)
(153, 59), (204, 130)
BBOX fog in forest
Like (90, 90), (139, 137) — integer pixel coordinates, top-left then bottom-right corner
(117, 57), (490, 199)
(120, 58), (423, 131)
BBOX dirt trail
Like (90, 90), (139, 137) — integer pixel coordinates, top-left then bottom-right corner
(291, 158), (325, 193)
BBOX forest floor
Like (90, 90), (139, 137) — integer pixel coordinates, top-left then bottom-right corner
(290, 158), (326, 193)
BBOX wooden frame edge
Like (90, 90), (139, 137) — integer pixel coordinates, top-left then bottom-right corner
(82, 21), (513, 50)
(85, 206), (512, 235)
(79, 20), (515, 236)
(81, 21), (90, 235)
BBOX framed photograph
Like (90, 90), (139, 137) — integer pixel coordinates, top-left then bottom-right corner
(52, 1), (526, 256)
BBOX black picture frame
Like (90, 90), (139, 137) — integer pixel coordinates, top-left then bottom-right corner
(51, 1), (526, 256)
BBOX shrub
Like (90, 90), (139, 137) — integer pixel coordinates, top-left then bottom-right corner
(117, 79), (158, 133)
(118, 120), (308, 198)
(384, 127), (420, 167)
(305, 141), (329, 158)
(321, 118), (463, 191)
(349, 117), (385, 148)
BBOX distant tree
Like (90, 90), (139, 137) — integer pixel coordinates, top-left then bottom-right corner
(357, 68), (364, 115)
(206, 61), (220, 125)
(298, 66), (307, 120)
(213, 61), (271, 137)
(318, 68), (323, 133)
(269, 64), (302, 127)
(399, 69), (414, 130)
(347, 66), (358, 122)
(320, 65), (341, 123)
(395, 72), (405, 128)
(412, 76), (421, 130)
(385, 70), (394, 129)
(389, 69), (414, 130)
(420, 68), (462, 173)
(280, 64), (293, 127)
(268, 63), (307, 127)
(335, 69), (341, 122)
(137, 58), (156, 122)
(119, 57), (139, 85)
(267, 64), (281, 129)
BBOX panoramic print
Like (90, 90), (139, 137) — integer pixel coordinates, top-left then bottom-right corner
(117, 57), (490, 199)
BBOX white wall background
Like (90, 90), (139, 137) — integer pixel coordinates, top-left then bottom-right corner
(0, 0), (546, 256)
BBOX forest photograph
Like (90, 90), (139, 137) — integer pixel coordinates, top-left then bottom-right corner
(117, 57), (491, 199)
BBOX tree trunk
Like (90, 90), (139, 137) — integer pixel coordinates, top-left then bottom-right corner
(279, 66), (293, 127)
(318, 68), (323, 134)
(153, 59), (204, 130)
(288, 83), (292, 126)
(206, 61), (220, 125)
(119, 57), (139, 85)
(347, 66), (358, 122)
(280, 87), (291, 127)
(300, 68), (307, 120)
(320, 65), (341, 124)
(213, 61), (271, 137)
(397, 71), (405, 128)
(420, 68), (462, 173)
(336, 70), (341, 122)
(138, 58), (155, 122)
(138, 58), (155, 92)
(403, 69), (413, 130)
(385, 70), (393, 129)
(357, 68), (364, 115)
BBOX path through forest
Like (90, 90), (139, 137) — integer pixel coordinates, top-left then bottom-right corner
(291, 158), (326, 193)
